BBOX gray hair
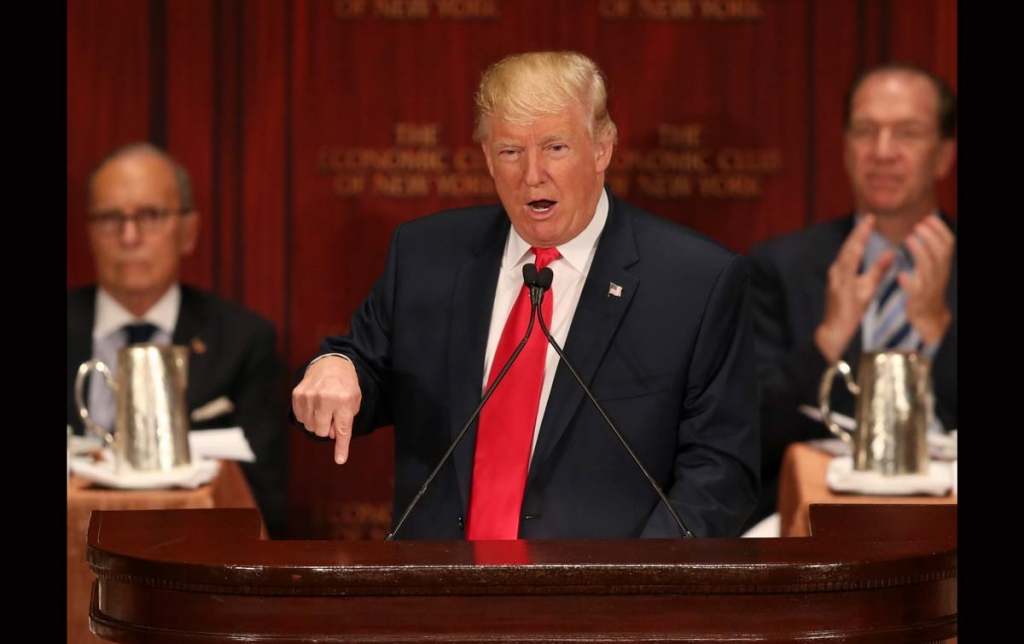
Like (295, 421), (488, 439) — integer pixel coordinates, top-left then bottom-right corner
(87, 142), (195, 210)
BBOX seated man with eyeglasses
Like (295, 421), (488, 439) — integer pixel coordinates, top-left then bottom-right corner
(66, 142), (289, 539)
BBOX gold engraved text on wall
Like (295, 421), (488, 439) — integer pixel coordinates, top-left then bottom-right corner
(599, 0), (763, 21)
(607, 123), (782, 200)
(334, 0), (500, 20)
(319, 123), (497, 199)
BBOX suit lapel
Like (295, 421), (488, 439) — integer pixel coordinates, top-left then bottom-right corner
(809, 215), (854, 282)
(526, 194), (640, 489)
(447, 214), (508, 514)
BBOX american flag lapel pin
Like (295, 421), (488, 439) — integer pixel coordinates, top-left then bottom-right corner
(608, 282), (623, 298)
(191, 337), (208, 355)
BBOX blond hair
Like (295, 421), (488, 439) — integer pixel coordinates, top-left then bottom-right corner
(473, 51), (618, 145)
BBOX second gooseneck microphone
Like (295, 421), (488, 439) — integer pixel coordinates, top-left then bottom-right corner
(385, 263), (541, 540)
(532, 266), (696, 539)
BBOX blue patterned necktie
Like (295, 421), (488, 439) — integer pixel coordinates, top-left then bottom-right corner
(124, 322), (158, 345)
(870, 247), (918, 350)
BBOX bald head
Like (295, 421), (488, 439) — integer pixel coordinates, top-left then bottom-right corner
(88, 142), (194, 212)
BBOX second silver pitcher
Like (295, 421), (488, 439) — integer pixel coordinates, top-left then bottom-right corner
(74, 344), (192, 474)
(818, 350), (931, 475)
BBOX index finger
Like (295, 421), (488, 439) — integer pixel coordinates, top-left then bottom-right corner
(333, 417), (353, 464)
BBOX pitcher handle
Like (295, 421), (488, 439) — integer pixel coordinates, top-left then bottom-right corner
(74, 359), (117, 447)
(818, 359), (860, 447)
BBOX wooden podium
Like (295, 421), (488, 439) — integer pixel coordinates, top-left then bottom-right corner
(86, 504), (956, 643)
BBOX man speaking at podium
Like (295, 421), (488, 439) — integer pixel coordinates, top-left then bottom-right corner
(293, 51), (759, 540)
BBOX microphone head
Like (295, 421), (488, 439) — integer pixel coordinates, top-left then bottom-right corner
(522, 263), (539, 287)
(538, 267), (554, 290)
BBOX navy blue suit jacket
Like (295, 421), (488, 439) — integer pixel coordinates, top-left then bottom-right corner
(67, 284), (290, 538)
(305, 191), (760, 539)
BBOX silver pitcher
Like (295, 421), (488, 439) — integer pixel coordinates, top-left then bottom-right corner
(818, 350), (931, 475)
(74, 344), (192, 474)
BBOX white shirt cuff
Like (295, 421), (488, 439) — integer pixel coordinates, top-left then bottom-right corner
(310, 353), (352, 366)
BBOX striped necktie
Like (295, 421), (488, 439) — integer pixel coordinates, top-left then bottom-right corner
(870, 247), (919, 350)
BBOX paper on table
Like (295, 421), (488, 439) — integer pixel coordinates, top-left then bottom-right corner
(70, 434), (105, 455)
(189, 428), (256, 462)
(67, 428), (254, 461)
(70, 452), (221, 490)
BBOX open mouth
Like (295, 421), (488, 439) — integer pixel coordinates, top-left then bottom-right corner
(528, 200), (556, 212)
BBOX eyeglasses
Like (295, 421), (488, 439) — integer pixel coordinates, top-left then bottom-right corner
(847, 122), (936, 147)
(87, 207), (190, 236)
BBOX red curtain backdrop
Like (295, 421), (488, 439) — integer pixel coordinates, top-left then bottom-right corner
(67, 0), (957, 539)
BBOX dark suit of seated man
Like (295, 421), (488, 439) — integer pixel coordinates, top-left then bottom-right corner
(66, 143), (289, 539)
(292, 51), (759, 540)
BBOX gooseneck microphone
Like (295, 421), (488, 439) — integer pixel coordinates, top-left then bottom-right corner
(385, 264), (543, 541)
(533, 267), (696, 539)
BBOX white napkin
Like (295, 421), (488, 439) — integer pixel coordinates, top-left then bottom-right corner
(826, 456), (954, 496)
(188, 428), (256, 462)
(805, 435), (957, 462)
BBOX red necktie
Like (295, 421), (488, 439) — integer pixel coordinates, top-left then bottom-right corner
(467, 246), (559, 540)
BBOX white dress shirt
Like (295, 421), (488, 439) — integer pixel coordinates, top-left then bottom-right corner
(482, 189), (609, 460)
(87, 285), (180, 431)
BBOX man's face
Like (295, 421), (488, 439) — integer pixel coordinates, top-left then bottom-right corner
(87, 154), (198, 305)
(844, 70), (956, 218)
(481, 103), (613, 248)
